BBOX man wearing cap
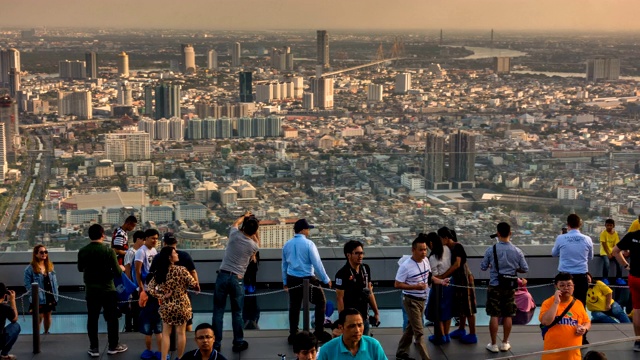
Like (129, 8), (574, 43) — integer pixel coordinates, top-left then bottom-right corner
(282, 219), (333, 345)
(0, 283), (19, 360)
(163, 232), (200, 331)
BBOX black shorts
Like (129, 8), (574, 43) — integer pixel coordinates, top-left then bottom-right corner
(30, 302), (56, 314)
(485, 286), (516, 318)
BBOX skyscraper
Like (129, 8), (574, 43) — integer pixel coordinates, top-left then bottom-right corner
(169, 117), (184, 141)
(144, 86), (154, 117)
(367, 84), (384, 102)
(8, 68), (19, 98)
(0, 95), (17, 163)
(0, 123), (7, 181)
(232, 42), (241, 67)
(85, 51), (98, 78)
(424, 131), (448, 190)
(58, 90), (92, 119)
(117, 52), (129, 77)
(266, 116), (283, 137)
(239, 71), (253, 103)
(181, 44), (196, 73)
(395, 73), (411, 94)
(154, 83), (181, 120)
(317, 30), (329, 69)
(187, 118), (202, 140)
(311, 77), (334, 109)
(207, 49), (218, 70)
(105, 131), (151, 162)
(449, 130), (477, 188)
(216, 117), (232, 138)
(0, 48), (20, 88)
(237, 117), (252, 138)
(59, 60), (86, 79)
(586, 57), (620, 82)
(117, 81), (132, 106)
(493, 57), (511, 74)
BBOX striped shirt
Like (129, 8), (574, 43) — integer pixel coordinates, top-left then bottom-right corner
(395, 257), (431, 299)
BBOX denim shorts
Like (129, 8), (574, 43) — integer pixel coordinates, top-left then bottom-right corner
(139, 296), (162, 335)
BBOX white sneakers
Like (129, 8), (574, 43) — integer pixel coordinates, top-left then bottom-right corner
(486, 342), (511, 353)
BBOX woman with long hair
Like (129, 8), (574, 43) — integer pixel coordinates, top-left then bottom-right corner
(425, 232), (454, 344)
(147, 246), (197, 360)
(24, 244), (59, 334)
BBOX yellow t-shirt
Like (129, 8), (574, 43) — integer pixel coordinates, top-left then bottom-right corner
(599, 230), (619, 256)
(628, 219), (640, 233)
(586, 281), (613, 312)
(539, 297), (589, 360)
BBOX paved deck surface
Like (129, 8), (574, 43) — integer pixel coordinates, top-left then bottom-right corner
(6, 324), (639, 360)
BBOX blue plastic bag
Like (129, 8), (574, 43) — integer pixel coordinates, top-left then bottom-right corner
(114, 272), (137, 302)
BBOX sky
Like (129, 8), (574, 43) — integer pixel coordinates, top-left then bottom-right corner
(2, 0), (639, 32)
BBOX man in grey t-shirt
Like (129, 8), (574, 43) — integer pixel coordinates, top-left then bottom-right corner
(212, 211), (259, 354)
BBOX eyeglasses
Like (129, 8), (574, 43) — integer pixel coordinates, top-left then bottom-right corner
(557, 283), (574, 288)
(39, 251), (48, 255)
(196, 335), (214, 341)
(352, 251), (365, 256)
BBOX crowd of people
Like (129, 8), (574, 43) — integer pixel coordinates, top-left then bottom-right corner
(4, 212), (640, 359)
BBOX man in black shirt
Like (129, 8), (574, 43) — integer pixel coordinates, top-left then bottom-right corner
(181, 323), (228, 360)
(613, 230), (640, 351)
(0, 283), (19, 360)
(334, 240), (380, 335)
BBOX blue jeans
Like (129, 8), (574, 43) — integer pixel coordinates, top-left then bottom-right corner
(591, 302), (630, 323)
(212, 271), (245, 349)
(1, 322), (21, 356)
(601, 256), (622, 280)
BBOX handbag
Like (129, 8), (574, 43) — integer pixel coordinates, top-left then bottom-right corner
(539, 298), (576, 340)
(114, 272), (137, 302)
(493, 244), (518, 289)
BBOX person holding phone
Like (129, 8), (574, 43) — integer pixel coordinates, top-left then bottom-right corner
(0, 283), (20, 360)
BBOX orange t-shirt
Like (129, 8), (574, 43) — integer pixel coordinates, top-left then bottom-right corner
(539, 297), (589, 360)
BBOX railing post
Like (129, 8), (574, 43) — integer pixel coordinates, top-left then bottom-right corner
(302, 279), (310, 331)
(433, 283), (442, 338)
(31, 283), (40, 354)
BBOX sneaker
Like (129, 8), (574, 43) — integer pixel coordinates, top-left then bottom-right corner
(154, 351), (162, 360)
(616, 278), (628, 285)
(428, 334), (447, 345)
(449, 328), (467, 339)
(445, 335), (451, 343)
(0, 355), (17, 360)
(486, 343), (499, 353)
(108, 343), (128, 355)
(140, 349), (155, 359)
(232, 340), (249, 353)
(634, 341), (640, 352)
(499, 341), (511, 352)
(460, 333), (478, 344)
(602, 278), (610, 285)
(88, 348), (100, 358)
(314, 330), (333, 343)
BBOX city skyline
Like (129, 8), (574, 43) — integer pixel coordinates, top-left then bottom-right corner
(1, 0), (638, 31)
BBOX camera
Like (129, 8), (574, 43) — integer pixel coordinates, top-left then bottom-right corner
(360, 287), (372, 303)
(489, 233), (498, 239)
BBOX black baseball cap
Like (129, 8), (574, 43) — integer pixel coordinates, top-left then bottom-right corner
(294, 219), (315, 233)
(163, 232), (177, 245)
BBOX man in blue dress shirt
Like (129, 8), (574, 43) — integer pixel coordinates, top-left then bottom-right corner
(317, 308), (388, 360)
(283, 219), (333, 344)
(551, 213), (593, 344)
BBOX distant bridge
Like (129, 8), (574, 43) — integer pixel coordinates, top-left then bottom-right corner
(321, 57), (405, 77)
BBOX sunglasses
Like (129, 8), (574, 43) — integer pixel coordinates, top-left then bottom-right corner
(38, 250), (48, 254)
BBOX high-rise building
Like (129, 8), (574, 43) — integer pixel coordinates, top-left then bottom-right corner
(586, 56), (620, 82)
(256, 84), (273, 103)
(237, 117), (252, 138)
(0, 95), (18, 162)
(8, 68), (19, 98)
(424, 131), (448, 190)
(303, 92), (314, 110)
(367, 84), (384, 102)
(207, 49), (218, 70)
(449, 130), (476, 188)
(59, 60), (86, 80)
(203, 117), (217, 139)
(156, 118), (170, 140)
(252, 117), (267, 137)
(105, 130), (151, 162)
(117, 81), (132, 106)
(187, 118), (202, 140)
(154, 83), (181, 120)
(216, 117), (232, 138)
(137, 117), (156, 140)
(291, 76), (304, 98)
(493, 57), (511, 74)
(0, 49), (20, 88)
(317, 30), (329, 69)
(144, 86), (154, 116)
(0, 123), (7, 181)
(196, 102), (221, 119)
(232, 42), (241, 67)
(169, 117), (184, 141)
(85, 52), (98, 78)
(266, 116), (282, 137)
(311, 77), (334, 109)
(117, 52), (129, 77)
(239, 71), (253, 103)
(181, 44), (196, 73)
(395, 73), (411, 94)
(58, 90), (92, 119)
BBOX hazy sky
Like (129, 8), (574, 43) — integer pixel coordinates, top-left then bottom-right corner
(3, 0), (639, 31)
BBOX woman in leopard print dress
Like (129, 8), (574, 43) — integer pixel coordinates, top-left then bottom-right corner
(148, 246), (197, 360)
